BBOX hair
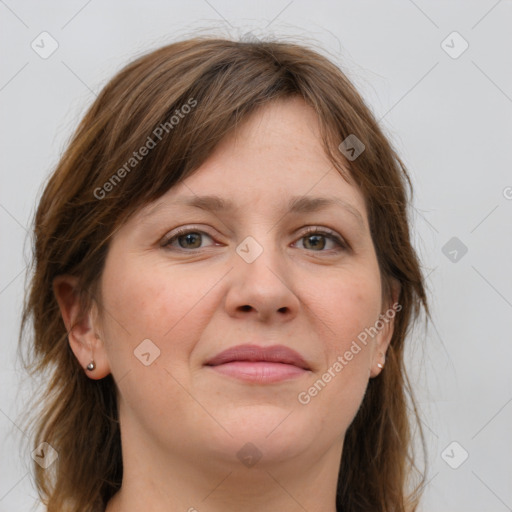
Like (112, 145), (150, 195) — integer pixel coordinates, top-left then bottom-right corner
(19, 36), (431, 512)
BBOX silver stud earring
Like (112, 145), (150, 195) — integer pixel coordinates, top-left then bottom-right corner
(86, 361), (96, 371)
(377, 362), (384, 369)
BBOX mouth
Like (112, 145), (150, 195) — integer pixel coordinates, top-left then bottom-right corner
(204, 344), (311, 383)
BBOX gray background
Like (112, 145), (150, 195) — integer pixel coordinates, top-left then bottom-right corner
(1, 1), (511, 510)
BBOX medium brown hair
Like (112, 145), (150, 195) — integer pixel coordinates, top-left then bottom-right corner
(19, 36), (430, 512)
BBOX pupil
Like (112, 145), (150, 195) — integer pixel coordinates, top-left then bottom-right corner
(179, 233), (201, 248)
(305, 235), (325, 250)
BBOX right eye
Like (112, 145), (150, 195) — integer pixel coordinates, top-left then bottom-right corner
(161, 228), (217, 251)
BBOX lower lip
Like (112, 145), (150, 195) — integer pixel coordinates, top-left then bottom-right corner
(206, 361), (308, 383)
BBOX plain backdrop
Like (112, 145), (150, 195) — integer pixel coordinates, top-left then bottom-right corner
(1, 1), (511, 511)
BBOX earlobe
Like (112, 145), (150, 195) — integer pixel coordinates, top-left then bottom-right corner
(374, 301), (397, 363)
(53, 275), (111, 379)
(369, 351), (386, 379)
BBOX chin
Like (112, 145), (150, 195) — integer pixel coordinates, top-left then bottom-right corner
(205, 408), (315, 453)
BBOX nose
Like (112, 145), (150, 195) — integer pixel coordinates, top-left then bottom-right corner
(224, 241), (300, 323)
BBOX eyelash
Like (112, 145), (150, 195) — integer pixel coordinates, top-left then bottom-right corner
(161, 226), (348, 253)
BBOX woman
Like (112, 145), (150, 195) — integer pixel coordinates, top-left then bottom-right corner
(19, 36), (430, 512)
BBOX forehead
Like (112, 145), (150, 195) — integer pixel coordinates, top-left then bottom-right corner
(133, 97), (368, 229)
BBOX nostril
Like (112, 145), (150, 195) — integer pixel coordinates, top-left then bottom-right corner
(240, 305), (252, 312)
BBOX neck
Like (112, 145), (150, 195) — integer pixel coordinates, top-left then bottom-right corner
(105, 435), (342, 512)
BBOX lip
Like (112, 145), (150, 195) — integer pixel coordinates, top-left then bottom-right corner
(204, 344), (311, 383)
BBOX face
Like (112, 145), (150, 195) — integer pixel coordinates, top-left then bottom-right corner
(71, 97), (395, 473)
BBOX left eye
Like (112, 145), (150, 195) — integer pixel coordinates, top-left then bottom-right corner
(293, 230), (345, 251)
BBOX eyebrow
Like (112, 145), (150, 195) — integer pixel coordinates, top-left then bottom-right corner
(143, 194), (365, 228)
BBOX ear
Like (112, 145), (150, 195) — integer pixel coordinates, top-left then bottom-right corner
(53, 275), (111, 380)
(370, 279), (401, 378)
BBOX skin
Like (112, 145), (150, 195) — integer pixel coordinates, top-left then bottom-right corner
(54, 97), (398, 512)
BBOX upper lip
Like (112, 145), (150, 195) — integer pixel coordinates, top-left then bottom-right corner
(204, 344), (311, 370)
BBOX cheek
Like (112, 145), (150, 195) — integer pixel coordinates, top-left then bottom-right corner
(99, 255), (220, 365)
(97, 256), (230, 450)
(307, 267), (382, 352)
(298, 264), (381, 395)
(295, 275), (380, 438)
